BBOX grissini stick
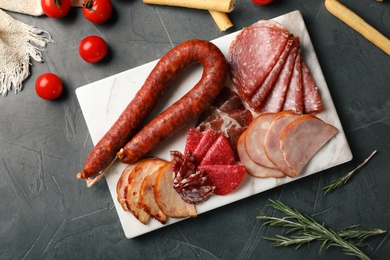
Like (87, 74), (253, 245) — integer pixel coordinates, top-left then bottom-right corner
(143, 0), (236, 13)
(209, 10), (233, 31)
(325, 0), (390, 55)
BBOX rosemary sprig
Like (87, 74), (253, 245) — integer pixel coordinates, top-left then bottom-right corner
(257, 199), (386, 260)
(322, 150), (377, 194)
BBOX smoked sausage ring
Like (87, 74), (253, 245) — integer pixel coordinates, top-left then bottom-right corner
(77, 39), (227, 182)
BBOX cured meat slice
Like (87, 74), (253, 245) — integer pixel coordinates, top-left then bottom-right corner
(193, 129), (219, 163)
(283, 50), (303, 113)
(174, 151), (198, 185)
(259, 37), (300, 113)
(245, 113), (279, 169)
(140, 169), (167, 224)
(154, 163), (197, 218)
(177, 185), (215, 204)
(302, 60), (323, 114)
(184, 128), (203, 155)
(170, 150), (185, 175)
(237, 130), (285, 178)
(280, 115), (338, 176)
(198, 165), (247, 195)
(200, 134), (235, 166)
(248, 35), (294, 110)
(228, 20), (290, 99)
(125, 158), (168, 224)
(116, 162), (144, 211)
(264, 111), (301, 177)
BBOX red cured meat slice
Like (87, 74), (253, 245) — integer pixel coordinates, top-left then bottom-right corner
(177, 185), (215, 204)
(228, 20), (290, 99)
(248, 35), (294, 110)
(302, 61), (323, 114)
(264, 111), (301, 177)
(200, 134), (235, 166)
(193, 129), (219, 163)
(283, 50), (303, 114)
(280, 115), (338, 176)
(198, 165), (247, 195)
(259, 37), (300, 113)
(170, 150), (185, 177)
(184, 128), (203, 155)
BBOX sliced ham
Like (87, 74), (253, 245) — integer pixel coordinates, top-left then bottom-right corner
(263, 111), (301, 177)
(259, 37), (300, 113)
(228, 20), (290, 99)
(237, 130), (284, 178)
(248, 35), (294, 110)
(245, 113), (278, 169)
(280, 115), (338, 176)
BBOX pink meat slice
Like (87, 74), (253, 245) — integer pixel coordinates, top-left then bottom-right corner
(280, 115), (338, 176)
(200, 134), (235, 166)
(228, 20), (290, 99)
(259, 37), (300, 113)
(264, 111), (301, 177)
(302, 60), (323, 114)
(237, 130), (285, 178)
(283, 50), (303, 114)
(245, 113), (278, 169)
(193, 129), (218, 164)
(248, 35), (294, 110)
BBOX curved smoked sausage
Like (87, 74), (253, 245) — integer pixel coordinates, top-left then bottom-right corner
(77, 39), (227, 180)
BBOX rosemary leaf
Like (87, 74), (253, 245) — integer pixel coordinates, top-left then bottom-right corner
(323, 150), (377, 195)
(258, 199), (386, 260)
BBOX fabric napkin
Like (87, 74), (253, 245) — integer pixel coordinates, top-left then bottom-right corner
(0, 0), (84, 16)
(0, 9), (54, 95)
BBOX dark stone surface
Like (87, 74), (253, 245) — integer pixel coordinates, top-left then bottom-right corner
(1, 0), (389, 259)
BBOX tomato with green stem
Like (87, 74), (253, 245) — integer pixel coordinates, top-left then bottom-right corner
(41, 0), (71, 18)
(35, 73), (63, 100)
(82, 0), (113, 24)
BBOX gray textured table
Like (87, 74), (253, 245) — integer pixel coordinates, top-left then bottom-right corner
(1, 0), (389, 259)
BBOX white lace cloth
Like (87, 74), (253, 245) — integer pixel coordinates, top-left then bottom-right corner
(0, 0), (84, 95)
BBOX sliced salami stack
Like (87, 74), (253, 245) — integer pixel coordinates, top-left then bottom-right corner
(228, 20), (323, 114)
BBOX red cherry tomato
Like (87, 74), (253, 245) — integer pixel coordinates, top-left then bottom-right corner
(41, 0), (71, 18)
(82, 0), (113, 24)
(35, 73), (63, 100)
(79, 35), (108, 63)
(252, 0), (274, 5)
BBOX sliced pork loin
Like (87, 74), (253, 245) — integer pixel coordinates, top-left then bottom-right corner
(280, 114), (338, 176)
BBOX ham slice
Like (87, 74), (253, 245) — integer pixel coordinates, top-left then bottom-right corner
(228, 20), (290, 99)
(263, 111), (301, 177)
(280, 115), (338, 176)
(237, 130), (284, 178)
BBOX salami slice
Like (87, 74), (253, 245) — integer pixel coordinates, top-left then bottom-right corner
(200, 134), (235, 166)
(259, 37), (300, 113)
(193, 129), (219, 163)
(248, 35), (294, 110)
(228, 20), (290, 99)
(198, 165), (247, 195)
(184, 128), (203, 155)
(302, 60), (323, 114)
(283, 50), (303, 114)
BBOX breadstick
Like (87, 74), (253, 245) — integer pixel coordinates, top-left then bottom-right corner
(143, 0), (236, 13)
(325, 0), (390, 55)
(209, 10), (233, 31)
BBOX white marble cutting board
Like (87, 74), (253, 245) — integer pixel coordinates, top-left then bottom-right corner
(75, 10), (353, 239)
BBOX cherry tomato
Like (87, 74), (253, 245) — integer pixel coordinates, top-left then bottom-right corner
(35, 73), (63, 100)
(252, 0), (274, 5)
(82, 0), (113, 24)
(41, 0), (71, 18)
(79, 35), (108, 63)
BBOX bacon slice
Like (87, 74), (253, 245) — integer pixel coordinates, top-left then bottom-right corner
(228, 20), (290, 99)
(280, 115), (338, 176)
